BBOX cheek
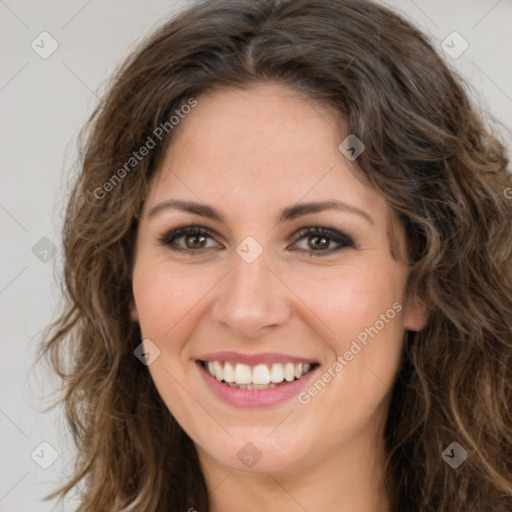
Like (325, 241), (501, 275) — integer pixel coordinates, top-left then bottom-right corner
(293, 263), (406, 412)
(132, 261), (200, 342)
(291, 261), (406, 351)
(131, 261), (211, 438)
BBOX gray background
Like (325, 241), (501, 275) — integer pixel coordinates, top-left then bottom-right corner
(1, 1), (511, 510)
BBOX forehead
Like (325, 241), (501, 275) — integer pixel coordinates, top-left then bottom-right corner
(146, 82), (389, 225)
(167, 82), (341, 170)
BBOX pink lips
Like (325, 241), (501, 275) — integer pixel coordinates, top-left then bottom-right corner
(195, 353), (319, 408)
(197, 351), (319, 365)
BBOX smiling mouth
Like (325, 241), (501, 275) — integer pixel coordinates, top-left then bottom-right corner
(199, 360), (319, 390)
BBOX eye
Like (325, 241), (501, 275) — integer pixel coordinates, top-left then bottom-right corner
(158, 224), (354, 256)
(159, 226), (222, 251)
(291, 226), (354, 256)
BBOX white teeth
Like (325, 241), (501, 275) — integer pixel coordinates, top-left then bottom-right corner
(234, 363), (252, 384)
(223, 362), (235, 383)
(214, 361), (223, 381)
(251, 383), (275, 389)
(270, 363), (284, 383)
(204, 360), (314, 386)
(284, 363), (295, 382)
(226, 382), (277, 390)
(253, 364), (271, 385)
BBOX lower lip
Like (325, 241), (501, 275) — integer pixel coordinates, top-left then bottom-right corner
(196, 361), (318, 408)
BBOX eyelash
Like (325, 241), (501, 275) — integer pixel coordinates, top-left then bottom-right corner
(158, 224), (355, 257)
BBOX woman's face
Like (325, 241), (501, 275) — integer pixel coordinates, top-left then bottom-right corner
(131, 82), (427, 477)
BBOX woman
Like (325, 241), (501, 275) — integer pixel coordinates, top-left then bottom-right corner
(39, 0), (512, 510)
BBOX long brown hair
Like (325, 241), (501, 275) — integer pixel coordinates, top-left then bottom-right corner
(38, 0), (512, 510)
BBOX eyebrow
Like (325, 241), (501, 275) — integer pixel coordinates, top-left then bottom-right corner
(148, 199), (374, 225)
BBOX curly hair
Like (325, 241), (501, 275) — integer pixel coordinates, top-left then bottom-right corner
(38, 0), (512, 510)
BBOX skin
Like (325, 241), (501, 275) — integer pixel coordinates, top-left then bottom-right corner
(131, 82), (428, 512)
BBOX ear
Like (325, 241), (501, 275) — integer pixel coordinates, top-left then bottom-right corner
(402, 294), (429, 332)
(130, 301), (139, 322)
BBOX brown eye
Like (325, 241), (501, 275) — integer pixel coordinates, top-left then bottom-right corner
(160, 226), (221, 251)
(307, 235), (330, 251)
(292, 226), (354, 256)
(185, 234), (207, 249)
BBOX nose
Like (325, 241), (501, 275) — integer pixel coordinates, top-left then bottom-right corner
(211, 249), (291, 338)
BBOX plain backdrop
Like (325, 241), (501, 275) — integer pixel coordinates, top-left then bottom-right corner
(1, 1), (511, 510)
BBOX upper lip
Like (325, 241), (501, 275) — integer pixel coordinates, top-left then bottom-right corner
(196, 351), (319, 365)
